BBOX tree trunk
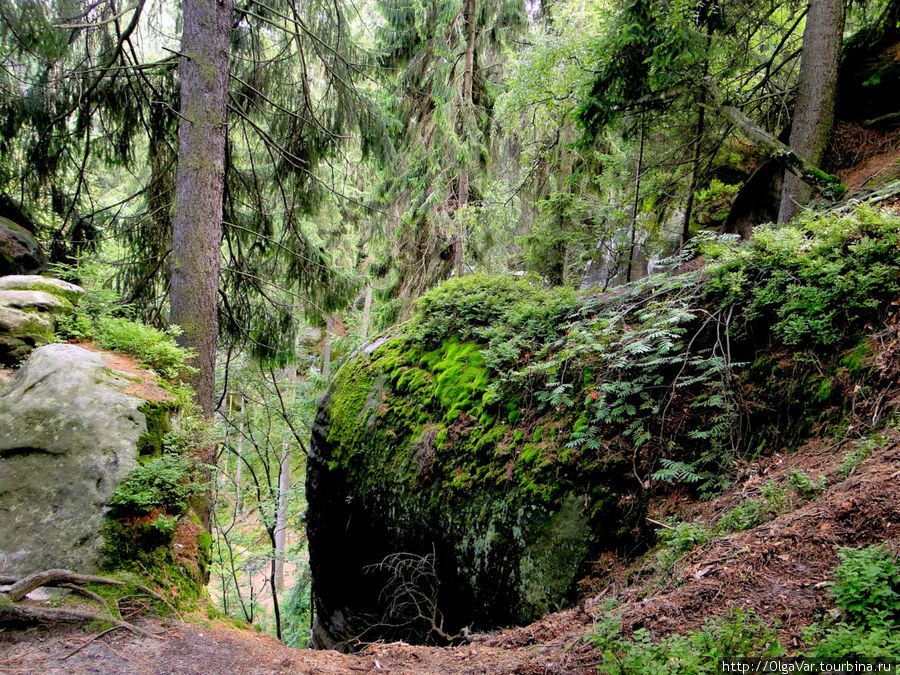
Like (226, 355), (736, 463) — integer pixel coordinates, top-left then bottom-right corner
(778, 0), (847, 222)
(626, 113), (645, 284)
(234, 395), (244, 514)
(361, 281), (372, 341)
(322, 315), (335, 377)
(274, 368), (296, 592)
(170, 0), (232, 419)
(454, 0), (477, 277)
(681, 101), (706, 246)
(274, 441), (291, 591)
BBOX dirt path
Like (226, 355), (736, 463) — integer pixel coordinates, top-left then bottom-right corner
(0, 608), (598, 674)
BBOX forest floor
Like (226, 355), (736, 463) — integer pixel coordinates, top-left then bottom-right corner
(2, 426), (898, 674)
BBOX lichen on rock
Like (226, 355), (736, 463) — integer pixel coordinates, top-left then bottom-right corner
(0, 275), (85, 365)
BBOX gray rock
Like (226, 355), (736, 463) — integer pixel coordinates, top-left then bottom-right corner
(0, 275), (85, 304)
(0, 283), (77, 365)
(0, 217), (45, 276)
(0, 344), (147, 576)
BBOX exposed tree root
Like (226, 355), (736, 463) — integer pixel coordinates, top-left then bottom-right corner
(2, 569), (125, 603)
(0, 568), (170, 637)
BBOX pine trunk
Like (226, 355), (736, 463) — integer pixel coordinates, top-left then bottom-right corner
(170, 0), (231, 419)
(322, 316), (335, 377)
(455, 0), (477, 277)
(778, 0), (846, 222)
(361, 281), (372, 341)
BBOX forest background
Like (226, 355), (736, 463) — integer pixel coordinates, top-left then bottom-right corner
(1, 0), (894, 646)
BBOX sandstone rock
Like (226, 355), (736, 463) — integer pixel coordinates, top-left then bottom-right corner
(0, 275), (85, 304)
(0, 217), (45, 276)
(0, 276), (83, 365)
(0, 344), (147, 576)
(307, 332), (640, 650)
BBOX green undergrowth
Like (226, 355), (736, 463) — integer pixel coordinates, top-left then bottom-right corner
(589, 607), (784, 673)
(53, 260), (195, 379)
(101, 411), (214, 609)
(588, 542), (900, 667)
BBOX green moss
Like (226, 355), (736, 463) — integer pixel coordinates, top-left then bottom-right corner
(16, 281), (80, 305)
(136, 402), (172, 457)
(842, 339), (873, 376)
(99, 517), (203, 610)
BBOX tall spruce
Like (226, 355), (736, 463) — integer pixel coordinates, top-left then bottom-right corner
(170, 0), (232, 417)
(369, 0), (526, 319)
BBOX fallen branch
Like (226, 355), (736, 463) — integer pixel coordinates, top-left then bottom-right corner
(702, 80), (848, 201)
(646, 517), (676, 531)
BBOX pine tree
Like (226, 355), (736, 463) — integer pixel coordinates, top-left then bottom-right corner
(368, 0), (526, 320)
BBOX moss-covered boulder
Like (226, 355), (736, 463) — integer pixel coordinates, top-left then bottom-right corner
(0, 217), (45, 276)
(0, 276), (84, 364)
(307, 278), (645, 650)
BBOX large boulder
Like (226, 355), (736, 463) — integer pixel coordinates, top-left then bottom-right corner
(0, 275), (84, 365)
(0, 216), (46, 276)
(0, 344), (146, 576)
(307, 333), (642, 650)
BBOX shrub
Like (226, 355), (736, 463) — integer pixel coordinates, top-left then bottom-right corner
(717, 498), (769, 533)
(804, 544), (900, 657)
(53, 260), (194, 378)
(409, 274), (579, 366)
(829, 544), (900, 627)
(838, 437), (876, 478)
(656, 521), (711, 570)
(109, 453), (203, 516)
(704, 206), (900, 347)
(716, 481), (790, 533)
(787, 469), (825, 499)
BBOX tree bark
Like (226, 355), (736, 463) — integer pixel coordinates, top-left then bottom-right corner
(626, 113), (645, 284)
(274, 368), (296, 591)
(322, 315), (335, 377)
(778, 0), (847, 222)
(681, 99), (706, 246)
(170, 0), (232, 419)
(234, 394), (244, 514)
(361, 280), (372, 341)
(454, 0), (477, 277)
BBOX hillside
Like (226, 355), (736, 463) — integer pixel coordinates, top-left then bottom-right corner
(2, 420), (898, 672)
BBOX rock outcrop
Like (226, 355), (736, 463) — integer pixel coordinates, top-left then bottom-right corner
(0, 344), (147, 576)
(306, 311), (643, 650)
(0, 217), (46, 276)
(0, 275), (84, 364)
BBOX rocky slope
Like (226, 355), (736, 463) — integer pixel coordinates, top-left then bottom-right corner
(306, 205), (900, 651)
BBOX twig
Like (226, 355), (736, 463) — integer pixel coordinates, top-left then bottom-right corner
(62, 625), (125, 659)
(646, 517), (676, 531)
